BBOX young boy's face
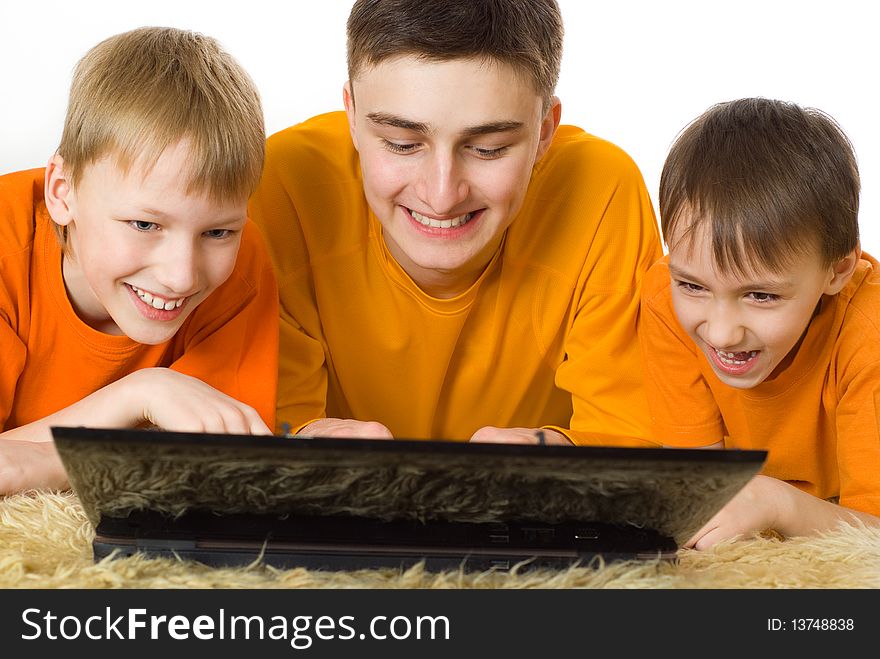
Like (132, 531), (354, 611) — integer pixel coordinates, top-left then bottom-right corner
(667, 221), (845, 389)
(48, 140), (247, 345)
(344, 55), (559, 296)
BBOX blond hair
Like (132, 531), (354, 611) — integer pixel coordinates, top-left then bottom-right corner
(56, 27), (264, 240)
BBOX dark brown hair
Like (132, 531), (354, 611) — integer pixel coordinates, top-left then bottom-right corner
(659, 97), (860, 273)
(346, 0), (563, 108)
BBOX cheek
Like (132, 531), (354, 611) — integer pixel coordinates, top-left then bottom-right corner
(669, 292), (700, 333)
(480, 160), (532, 209)
(203, 243), (241, 289)
(360, 153), (406, 202)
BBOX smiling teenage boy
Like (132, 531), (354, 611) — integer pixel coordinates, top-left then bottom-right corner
(0, 27), (278, 495)
(249, 0), (662, 445)
(640, 97), (880, 548)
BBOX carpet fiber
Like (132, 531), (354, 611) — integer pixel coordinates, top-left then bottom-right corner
(2, 491), (878, 588)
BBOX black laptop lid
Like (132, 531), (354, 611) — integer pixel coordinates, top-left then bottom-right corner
(51, 426), (766, 547)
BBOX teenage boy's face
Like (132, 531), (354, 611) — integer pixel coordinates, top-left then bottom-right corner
(47, 140), (247, 345)
(667, 221), (852, 389)
(344, 56), (560, 297)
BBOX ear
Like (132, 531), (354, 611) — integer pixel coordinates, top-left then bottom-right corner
(342, 80), (360, 151)
(534, 96), (562, 161)
(823, 246), (861, 295)
(44, 154), (76, 227)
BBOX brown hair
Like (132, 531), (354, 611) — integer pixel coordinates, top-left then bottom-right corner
(346, 0), (563, 108)
(659, 97), (860, 274)
(56, 27), (265, 241)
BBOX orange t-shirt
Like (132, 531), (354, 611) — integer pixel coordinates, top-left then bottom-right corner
(0, 168), (279, 431)
(249, 112), (663, 444)
(640, 255), (880, 515)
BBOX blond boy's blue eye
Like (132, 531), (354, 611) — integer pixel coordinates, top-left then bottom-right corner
(204, 229), (233, 239)
(131, 220), (158, 231)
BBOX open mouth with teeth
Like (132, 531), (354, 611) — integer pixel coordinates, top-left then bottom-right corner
(408, 208), (476, 230)
(709, 346), (760, 375)
(128, 284), (187, 312)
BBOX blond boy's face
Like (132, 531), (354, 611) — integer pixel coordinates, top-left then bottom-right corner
(344, 56), (560, 297)
(667, 221), (849, 389)
(48, 140), (247, 345)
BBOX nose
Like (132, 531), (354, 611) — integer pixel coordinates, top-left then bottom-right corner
(702, 302), (746, 349)
(418, 149), (469, 215)
(155, 236), (199, 295)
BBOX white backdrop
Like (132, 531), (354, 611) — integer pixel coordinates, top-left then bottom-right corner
(1, 0), (877, 252)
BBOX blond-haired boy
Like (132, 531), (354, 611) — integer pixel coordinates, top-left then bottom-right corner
(640, 97), (880, 548)
(0, 27), (278, 494)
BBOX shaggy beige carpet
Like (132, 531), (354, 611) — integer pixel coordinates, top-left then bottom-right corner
(2, 490), (878, 588)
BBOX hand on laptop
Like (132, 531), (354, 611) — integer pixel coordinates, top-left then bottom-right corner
(298, 418), (394, 439)
(469, 426), (572, 445)
(117, 368), (272, 435)
(685, 474), (880, 550)
(0, 438), (69, 495)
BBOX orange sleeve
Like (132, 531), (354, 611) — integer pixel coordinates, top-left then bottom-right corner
(538, 134), (663, 447)
(247, 130), (330, 432)
(169, 222), (280, 430)
(639, 259), (725, 446)
(833, 343), (880, 516)
(0, 170), (39, 430)
(0, 314), (27, 431)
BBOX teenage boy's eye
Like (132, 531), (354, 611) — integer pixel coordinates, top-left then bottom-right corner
(470, 145), (509, 159)
(382, 140), (419, 154)
(129, 220), (159, 232)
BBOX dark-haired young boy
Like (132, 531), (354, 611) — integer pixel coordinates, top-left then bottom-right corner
(250, 0), (662, 446)
(641, 97), (880, 548)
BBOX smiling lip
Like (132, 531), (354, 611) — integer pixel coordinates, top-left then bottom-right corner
(708, 345), (760, 376)
(126, 284), (189, 322)
(405, 207), (482, 237)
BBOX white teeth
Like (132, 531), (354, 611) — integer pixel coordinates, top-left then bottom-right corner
(130, 285), (185, 310)
(410, 209), (474, 228)
(716, 349), (758, 365)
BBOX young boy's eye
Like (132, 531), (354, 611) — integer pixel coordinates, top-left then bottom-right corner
(204, 229), (234, 239)
(748, 292), (779, 303)
(130, 220), (159, 232)
(675, 280), (705, 294)
(382, 140), (419, 154)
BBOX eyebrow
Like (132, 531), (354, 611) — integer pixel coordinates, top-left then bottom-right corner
(366, 112), (524, 137)
(668, 265), (794, 292)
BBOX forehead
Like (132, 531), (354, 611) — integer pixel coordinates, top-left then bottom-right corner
(352, 55), (542, 125)
(77, 142), (246, 209)
(668, 225), (825, 287)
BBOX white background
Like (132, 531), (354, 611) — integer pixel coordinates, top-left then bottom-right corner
(1, 0), (877, 252)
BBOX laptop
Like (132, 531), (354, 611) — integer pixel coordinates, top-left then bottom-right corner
(51, 426), (766, 572)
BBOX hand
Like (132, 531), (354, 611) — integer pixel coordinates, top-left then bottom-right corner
(0, 439), (69, 495)
(298, 418), (394, 439)
(469, 426), (572, 445)
(120, 368), (272, 435)
(685, 474), (786, 550)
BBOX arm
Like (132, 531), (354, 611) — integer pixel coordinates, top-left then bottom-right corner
(552, 155), (663, 447)
(686, 474), (880, 550)
(1, 368), (270, 495)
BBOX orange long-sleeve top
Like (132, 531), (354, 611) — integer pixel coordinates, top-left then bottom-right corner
(640, 255), (880, 515)
(249, 112), (662, 445)
(0, 168), (279, 431)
